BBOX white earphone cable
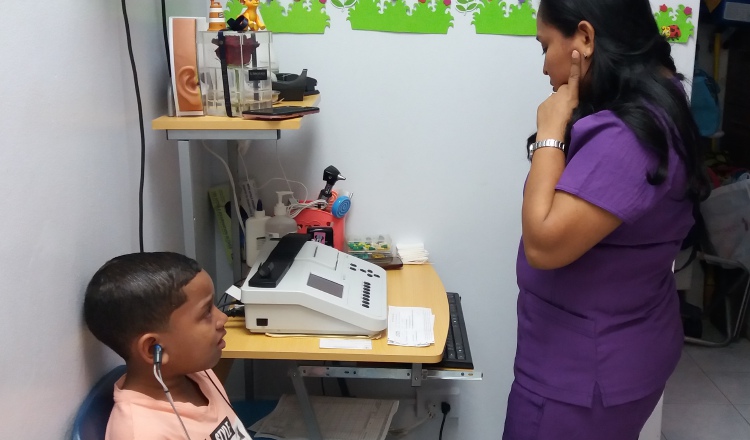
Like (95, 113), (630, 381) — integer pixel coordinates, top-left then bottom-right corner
(153, 363), (193, 440)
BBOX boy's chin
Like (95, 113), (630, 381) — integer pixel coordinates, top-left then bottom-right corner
(206, 350), (224, 370)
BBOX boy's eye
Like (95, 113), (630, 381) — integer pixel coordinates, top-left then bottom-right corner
(541, 47), (547, 55)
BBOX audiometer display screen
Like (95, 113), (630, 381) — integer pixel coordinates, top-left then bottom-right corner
(307, 273), (344, 298)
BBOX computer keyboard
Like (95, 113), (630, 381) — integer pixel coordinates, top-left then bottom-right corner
(437, 292), (474, 369)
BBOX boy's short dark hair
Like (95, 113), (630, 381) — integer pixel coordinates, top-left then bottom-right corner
(84, 252), (203, 360)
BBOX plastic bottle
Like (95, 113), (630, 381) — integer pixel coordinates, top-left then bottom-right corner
(245, 200), (269, 267)
(266, 191), (298, 240)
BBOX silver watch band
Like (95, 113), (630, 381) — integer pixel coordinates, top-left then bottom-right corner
(528, 139), (566, 159)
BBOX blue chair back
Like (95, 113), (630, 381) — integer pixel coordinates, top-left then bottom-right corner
(71, 365), (127, 440)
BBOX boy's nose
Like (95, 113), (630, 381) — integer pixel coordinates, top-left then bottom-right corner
(217, 310), (228, 328)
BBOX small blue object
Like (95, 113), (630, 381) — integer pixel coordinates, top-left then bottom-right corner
(331, 195), (351, 218)
(154, 344), (163, 365)
(71, 365), (127, 440)
(690, 69), (721, 137)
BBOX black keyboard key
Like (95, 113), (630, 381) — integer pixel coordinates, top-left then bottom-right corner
(434, 292), (474, 369)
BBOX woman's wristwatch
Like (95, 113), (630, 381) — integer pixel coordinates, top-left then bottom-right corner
(528, 139), (566, 160)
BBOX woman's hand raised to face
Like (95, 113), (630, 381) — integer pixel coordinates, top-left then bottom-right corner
(536, 50), (581, 141)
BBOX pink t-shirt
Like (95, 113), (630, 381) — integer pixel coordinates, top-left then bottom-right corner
(106, 369), (252, 440)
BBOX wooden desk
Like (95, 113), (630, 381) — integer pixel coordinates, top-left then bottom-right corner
(220, 265), (483, 382)
(221, 264), (448, 363)
(221, 264), (480, 440)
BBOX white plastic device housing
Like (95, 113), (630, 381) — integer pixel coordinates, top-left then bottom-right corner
(241, 240), (388, 336)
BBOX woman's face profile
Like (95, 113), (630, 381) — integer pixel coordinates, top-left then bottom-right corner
(536, 19), (577, 92)
(536, 17), (593, 93)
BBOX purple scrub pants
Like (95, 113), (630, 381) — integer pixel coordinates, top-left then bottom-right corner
(502, 380), (664, 440)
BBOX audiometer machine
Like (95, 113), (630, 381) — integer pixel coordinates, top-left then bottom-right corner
(240, 233), (388, 336)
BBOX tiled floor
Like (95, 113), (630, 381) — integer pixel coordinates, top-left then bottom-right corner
(662, 336), (750, 440)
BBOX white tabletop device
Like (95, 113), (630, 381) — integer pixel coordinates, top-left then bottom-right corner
(240, 233), (388, 336)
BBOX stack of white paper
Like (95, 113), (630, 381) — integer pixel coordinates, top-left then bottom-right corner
(387, 306), (435, 347)
(396, 243), (429, 264)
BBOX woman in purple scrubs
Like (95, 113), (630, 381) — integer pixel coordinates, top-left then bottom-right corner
(503, 0), (711, 439)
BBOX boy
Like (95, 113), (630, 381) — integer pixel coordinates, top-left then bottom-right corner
(84, 252), (252, 440)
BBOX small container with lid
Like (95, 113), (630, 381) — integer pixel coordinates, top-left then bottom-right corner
(265, 191), (298, 240)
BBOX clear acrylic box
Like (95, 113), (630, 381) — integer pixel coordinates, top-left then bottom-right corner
(198, 30), (274, 117)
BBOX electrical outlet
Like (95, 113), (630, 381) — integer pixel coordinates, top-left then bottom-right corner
(416, 386), (460, 419)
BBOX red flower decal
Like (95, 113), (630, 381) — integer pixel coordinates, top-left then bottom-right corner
(659, 4), (668, 12)
(684, 6), (693, 15)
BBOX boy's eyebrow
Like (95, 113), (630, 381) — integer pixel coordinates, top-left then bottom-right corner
(198, 295), (213, 308)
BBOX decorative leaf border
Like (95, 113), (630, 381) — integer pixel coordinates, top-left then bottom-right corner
(347, 0), (454, 34)
(221, 0), (696, 40)
(654, 3), (695, 44)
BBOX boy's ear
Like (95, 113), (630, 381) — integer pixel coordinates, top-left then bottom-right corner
(135, 333), (170, 365)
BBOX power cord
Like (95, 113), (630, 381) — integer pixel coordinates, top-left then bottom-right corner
(254, 177), (311, 204)
(275, 139), (294, 194)
(161, 0), (170, 76)
(439, 402), (451, 440)
(120, 0), (146, 253)
(387, 412), (433, 437)
(202, 141), (246, 235)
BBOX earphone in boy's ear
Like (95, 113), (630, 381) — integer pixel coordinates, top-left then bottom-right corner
(151, 344), (193, 440)
(153, 344), (163, 365)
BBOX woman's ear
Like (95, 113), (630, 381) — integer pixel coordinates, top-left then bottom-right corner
(576, 20), (595, 59)
(135, 334), (169, 365)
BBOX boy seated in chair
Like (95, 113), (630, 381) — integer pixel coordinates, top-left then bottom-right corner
(84, 252), (252, 440)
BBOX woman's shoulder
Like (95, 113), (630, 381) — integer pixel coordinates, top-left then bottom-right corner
(567, 110), (656, 161)
(569, 110), (638, 149)
(572, 110), (627, 132)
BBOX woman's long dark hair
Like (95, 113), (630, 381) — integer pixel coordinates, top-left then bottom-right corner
(537, 0), (710, 203)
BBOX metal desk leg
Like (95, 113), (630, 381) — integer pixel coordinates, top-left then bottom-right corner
(289, 366), (323, 440)
(177, 140), (196, 258)
(176, 140), (215, 279)
(411, 363), (422, 387)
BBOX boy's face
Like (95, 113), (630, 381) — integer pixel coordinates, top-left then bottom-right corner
(160, 270), (228, 374)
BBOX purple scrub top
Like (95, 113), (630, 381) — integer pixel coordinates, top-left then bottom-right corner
(514, 110), (693, 408)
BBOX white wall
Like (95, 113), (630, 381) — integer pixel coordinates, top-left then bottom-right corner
(0, 0), (697, 439)
(246, 2), (699, 438)
(0, 0), (200, 437)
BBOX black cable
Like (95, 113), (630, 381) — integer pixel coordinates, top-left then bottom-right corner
(331, 361), (351, 397)
(217, 292), (228, 308)
(438, 402), (450, 440)
(337, 378), (351, 397)
(205, 370), (235, 410)
(120, 0), (146, 253)
(161, 0), (171, 76)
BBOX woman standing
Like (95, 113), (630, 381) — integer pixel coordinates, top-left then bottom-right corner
(503, 0), (710, 438)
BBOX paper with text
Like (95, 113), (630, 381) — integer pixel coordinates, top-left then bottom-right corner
(387, 306), (435, 347)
